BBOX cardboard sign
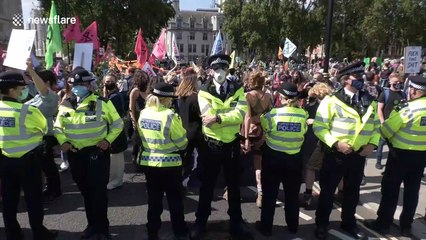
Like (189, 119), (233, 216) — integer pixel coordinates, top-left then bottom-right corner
(404, 46), (422, 74)
(73, 43), (93, 71)
(3, 29), (36, 70)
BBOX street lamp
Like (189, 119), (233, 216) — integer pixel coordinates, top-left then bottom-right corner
(323, 0), (334, 77)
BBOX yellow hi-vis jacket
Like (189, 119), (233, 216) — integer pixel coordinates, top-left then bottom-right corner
(381, 97), (426, 150)
(261, 106), (308, 154)
(0, 100), (47, 158)
(137, 105), (188, 167)
(54, 93), (123, 149)
(198, 80), (247, 143)
(313, 93), (381, 151)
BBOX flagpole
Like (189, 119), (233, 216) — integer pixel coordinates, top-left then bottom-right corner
(63, 0), (71, 65)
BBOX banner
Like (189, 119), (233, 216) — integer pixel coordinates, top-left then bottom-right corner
(45, 1), (62, 69)
(73, 43), (93, 71)
(171, 33), (180, 64)
(3, 29), (36, 70)
(283, 38), (297, 58)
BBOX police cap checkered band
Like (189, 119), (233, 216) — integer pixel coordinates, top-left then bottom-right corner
(283, 89), (298, 96)
(153, 89), (175, 97)
(408, 75), (426, 90)
(0, 71), (26, 86)
(210, 57), (229, 66)
(338, 61), (366, 77)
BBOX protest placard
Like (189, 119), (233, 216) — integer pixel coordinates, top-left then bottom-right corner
(3, 29), (36, 70)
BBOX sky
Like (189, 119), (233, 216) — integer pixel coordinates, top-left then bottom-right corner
(180, 0), (212, 11)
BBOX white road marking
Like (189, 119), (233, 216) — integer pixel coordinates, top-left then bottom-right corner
(299, 211), (313, 221)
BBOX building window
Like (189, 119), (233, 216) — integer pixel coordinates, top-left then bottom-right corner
(179, 44), (184, 53)
(190, 19), (195, 29)
(205, 45), (209, 56)
(188, 44), (192, 53)
(177, 18), (182, 29)
(193, 44), (197, 53)
(201, 44), (205, 53)
(203, 19), (208, 29)
(189, 32), (195, 40)
(203, 33), (208, 41)
(176, 32), (182, 40)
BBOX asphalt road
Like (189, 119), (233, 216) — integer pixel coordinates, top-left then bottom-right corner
(0, 145), (425, 240)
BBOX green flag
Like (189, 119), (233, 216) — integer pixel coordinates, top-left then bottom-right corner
(45, 1), (62, 69)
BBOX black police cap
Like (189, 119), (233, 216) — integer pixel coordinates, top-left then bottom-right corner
(0, 71), (26, 87)
(337, 61), (365, 77)
(68, 68), (94, 85)
(152, 82), (177, 98)
(279, 82), (299, 99)
(207, 54), (231, 68)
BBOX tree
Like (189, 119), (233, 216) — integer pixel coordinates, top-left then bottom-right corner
(39, 0), (175, 58)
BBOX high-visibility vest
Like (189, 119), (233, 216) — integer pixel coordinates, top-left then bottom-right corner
(137, 105), (188, 167)
(261, 106), (308, 154)
(381, 97), (426, 150)
(313, 94), (381, 151)
(198, 80), (247, 143)
(0, 101), (47, 158)
(54, 93), (123, 149)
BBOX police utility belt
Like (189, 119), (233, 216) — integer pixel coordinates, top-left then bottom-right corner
(204, 135), (238, 151)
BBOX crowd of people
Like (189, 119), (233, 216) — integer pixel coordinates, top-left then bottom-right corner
(0, 53), (425, 240)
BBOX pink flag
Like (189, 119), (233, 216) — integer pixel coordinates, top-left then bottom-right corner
(148, 54), (156, 65)
(151, 28), (167, 61)
(0, 46), (4, 66)
(53, 62), (60, 76)
(62, 16), (82, 42)
(77, 21), (100, 50)
(134, 28), (148, 66)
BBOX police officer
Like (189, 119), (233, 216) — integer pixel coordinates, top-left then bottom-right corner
(364, 75), (426, 237)
(256, 82), (307, 236)
(137, 82), (188, 240)
(190, 54), (251, 240)
(313, 62), (381, 239)
(0, 71), (57, 240)
(54, 68), (123, 240)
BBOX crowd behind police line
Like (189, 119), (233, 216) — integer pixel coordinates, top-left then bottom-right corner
(0, 54), (425, 240)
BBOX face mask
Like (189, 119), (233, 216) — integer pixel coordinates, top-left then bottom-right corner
(105, 82), (116, 91)
(213, 69), (227, 84)
(71, 85), (89, 97)
(351, 79), (364, 91)
(17, 87), (29, 101)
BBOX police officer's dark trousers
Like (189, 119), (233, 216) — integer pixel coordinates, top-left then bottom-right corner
(0, 148), (50, 240)
(68, 146), (110, 234)
(261, 145), (303, 232)
(143, 166), (187, 236)
(376, 148), (426, 229)
(196, 138), (243, 224)
(41, 135), (61, 194)
(315, 150), (365, 229)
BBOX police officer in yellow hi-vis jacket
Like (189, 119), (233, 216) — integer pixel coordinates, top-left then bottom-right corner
(364, 75), (426, 237)
(256, 82), (307, 237)
(137, 82), (188, 240)
(313, 62), (381, 240)
(54, 68), (123, 240)
(190, 54), (251, 240)
(0, 71), (57, 240)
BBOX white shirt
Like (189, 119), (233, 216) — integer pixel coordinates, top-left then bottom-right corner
(213, 80), (228, 95)
(344, 87), (359, 104)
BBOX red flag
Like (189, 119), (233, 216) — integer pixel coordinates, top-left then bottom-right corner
(62, 16), (82, 42)
(151, 28), (167, 61)
(149, 54), (156, 65)
(78, 21), (100, 50)
(134, 28), (148, 66)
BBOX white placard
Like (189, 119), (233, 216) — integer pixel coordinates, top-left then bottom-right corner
(73, 43), (93, 71)
(3, 29), (36, 70)
(283, 38), (297, 58)
(142, 62), (157, 78)
(404, 46), (422, 74)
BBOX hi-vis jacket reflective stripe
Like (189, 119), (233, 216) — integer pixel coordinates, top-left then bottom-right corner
(381, 97), (426, 150)
(198, 82), (247, 143)
(137, 106), (188, 167)
(54, 93), (123, 150)
(0, 101), (47, 158)
(261, 106), (308, 154)
(313, 95), (381, 151)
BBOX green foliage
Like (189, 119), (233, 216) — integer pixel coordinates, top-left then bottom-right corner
(223, 0), (426, 59)
(39, 0), (175, 58)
